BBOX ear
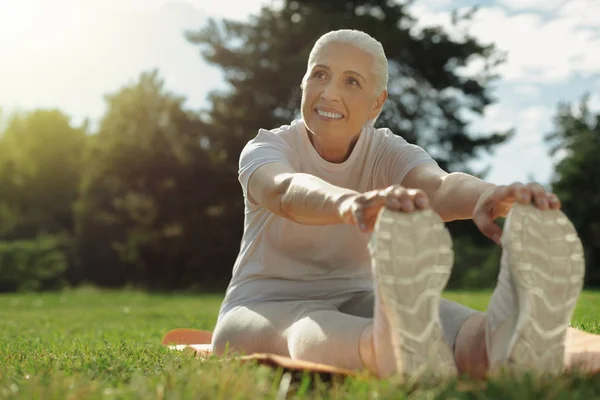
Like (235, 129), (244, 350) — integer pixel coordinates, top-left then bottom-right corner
(369, 90), (388, 119)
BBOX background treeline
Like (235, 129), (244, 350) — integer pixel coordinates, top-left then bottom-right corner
(0, 0), (598, 292)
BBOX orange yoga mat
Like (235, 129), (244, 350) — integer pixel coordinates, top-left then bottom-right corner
(161, 328), (357, 377)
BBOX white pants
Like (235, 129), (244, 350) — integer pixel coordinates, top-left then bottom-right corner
(212, 290), (478, 370)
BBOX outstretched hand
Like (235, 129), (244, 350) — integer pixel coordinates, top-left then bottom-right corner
(473, 182), (561, 245)
(337, 185), (429, 233)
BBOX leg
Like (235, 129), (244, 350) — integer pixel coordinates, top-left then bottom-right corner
(454, 313), (488, 379)
(214, 208), (476, 379)
(212, 300), (371, 370)
(340, 291), (481, 374)
(565, 327), (600, 374)
(452, 319), (600, 379)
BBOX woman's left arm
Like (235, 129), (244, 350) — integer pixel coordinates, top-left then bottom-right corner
(401, 163), (561, 245)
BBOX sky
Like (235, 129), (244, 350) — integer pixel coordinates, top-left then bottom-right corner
(0, 0), (598, 185)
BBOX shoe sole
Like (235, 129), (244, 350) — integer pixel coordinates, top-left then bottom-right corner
(501, 203), (585, 375)
(372, 208), (457, 380)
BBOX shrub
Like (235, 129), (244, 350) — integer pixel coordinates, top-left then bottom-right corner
(0, 234), (69, 292)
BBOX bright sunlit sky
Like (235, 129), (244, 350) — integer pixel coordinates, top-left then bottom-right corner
(1, 0), (599, 185)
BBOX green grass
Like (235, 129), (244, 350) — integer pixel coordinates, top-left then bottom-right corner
(2, 289), (600, 399)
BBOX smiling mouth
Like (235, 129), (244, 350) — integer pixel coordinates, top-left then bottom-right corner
(315, 108), (344, 120)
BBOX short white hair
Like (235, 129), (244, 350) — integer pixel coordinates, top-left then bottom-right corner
(301, 29), (389, 95)
(301, 29), (389, 125)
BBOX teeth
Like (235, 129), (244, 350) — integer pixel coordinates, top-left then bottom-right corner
(316, 109), (343, 119)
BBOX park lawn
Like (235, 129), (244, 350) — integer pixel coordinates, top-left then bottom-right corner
(1, 289), (600, 399)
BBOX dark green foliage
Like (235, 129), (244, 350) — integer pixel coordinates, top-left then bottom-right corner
(546, 95), (600, 286)
(0, 109), (87, 240)
(0, 235), (69, 291)
(447, 224), (502, 289)
(73, 70), (239, 290)
(0, 110), (86, 291)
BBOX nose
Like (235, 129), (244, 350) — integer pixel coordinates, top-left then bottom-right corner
(320, 81), (341, 102)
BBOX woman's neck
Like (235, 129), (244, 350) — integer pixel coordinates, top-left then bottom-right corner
(307, 129), (361, 163)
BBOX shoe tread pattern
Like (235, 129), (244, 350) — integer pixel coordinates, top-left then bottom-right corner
(504, 203), (585, 375)
(373, 208), (457, 379)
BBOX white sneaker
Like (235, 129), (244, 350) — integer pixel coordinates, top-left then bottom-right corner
(371, 208), (457, 380)
(486, 203), (585, 375)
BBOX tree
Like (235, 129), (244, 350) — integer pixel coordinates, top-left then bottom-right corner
(546, 95), (600, 286)
(74, 70), (238, 289)
(0, 109), (87, 239)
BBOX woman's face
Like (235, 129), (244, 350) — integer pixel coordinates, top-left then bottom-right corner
(301, 43), (387, 140)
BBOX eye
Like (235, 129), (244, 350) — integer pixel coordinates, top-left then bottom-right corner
(311, 70), (327, 80)
(347, 77), (361, 87)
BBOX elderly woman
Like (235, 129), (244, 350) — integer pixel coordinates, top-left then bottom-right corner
(211, 29), (589, 379)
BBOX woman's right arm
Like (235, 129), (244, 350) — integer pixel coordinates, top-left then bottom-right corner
(248, 162), (357, 225)
(248, 163), (430, 232)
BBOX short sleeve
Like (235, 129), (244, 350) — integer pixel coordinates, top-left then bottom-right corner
(238, 128), (293, 206)
(378, 129), (437, 187)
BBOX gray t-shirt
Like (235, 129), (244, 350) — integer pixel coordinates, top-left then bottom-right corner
(217, 119), (436, 319)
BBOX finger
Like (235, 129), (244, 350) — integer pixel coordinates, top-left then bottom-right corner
(362, 191), (388, 211)
(384, 185), (403, 197)
(390, 186), (406, 198)
(358, 192), (391, 231)
(403, 188), (427, 212)
(481, 185), (512, 212)
(388, 186), (413, 212)
(473, 211), (503, 245)
(527, 182), (549, 210)
(363, 213), (378, 233)
(386, 196), (402, 211)
(406, 189), (430, 209)
(398, 190), (415, 213)
(354, 207), (368, 232)
(548, 193), (561, 210)
(401, 198), (415, 212)
(506, 182), (529, 203)
(535, 196), (549, 210)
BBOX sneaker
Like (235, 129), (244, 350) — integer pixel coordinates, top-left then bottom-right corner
(487, 203), (585, 375)
(371, 208), (457, 380)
